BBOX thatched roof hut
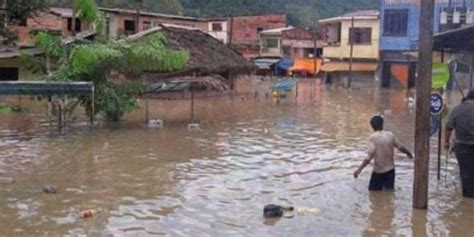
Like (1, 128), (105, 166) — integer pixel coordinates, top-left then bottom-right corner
(121, 24), (254, 79)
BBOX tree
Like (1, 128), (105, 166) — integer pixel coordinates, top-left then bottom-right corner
(26, 31), (189, 122)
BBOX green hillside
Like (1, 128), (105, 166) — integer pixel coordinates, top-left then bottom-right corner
(180, 0), (380, 28)
(49, 0), (379, 27)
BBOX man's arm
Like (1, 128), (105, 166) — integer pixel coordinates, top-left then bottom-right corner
(354, 142), (375, 178)
(393, 135), (413, 159)
(354, 158), (371, 179)
(397, 145), (413, 159)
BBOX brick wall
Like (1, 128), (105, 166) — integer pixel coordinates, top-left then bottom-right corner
(9, 12), (65, 46)
(8, 12), (92, 47)
(230, 14), (287, 59)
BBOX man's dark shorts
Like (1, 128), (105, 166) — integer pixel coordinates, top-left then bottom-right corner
(369, 169), (395, 191)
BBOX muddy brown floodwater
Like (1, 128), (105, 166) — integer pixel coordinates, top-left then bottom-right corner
(0, 80), (473, 237)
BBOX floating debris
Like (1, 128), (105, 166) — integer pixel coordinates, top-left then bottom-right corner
(0, 177), (15, 184)
(188, 123), (201, 131)
(42, 184), (57, 194)
(148, 119), (164, 129)
(79, 209), (98, 219)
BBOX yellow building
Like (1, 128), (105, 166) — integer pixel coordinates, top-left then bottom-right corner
(319, 10), (380, 60)
(319, 10), (380, 86)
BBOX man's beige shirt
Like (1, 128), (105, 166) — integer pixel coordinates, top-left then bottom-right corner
(366, 131), (401, 174)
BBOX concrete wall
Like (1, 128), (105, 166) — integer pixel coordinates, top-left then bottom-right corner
(206, 21), (228, 44)
(259, 35), (282, 57)
(380, 0), (474, 52)
(103, 12), (206, 39)
(379, 2), (420, 51)
(323, 18), (380, 60)
(0, 58), (42, 81)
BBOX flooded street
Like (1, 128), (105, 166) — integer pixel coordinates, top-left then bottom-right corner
(1, 80), (473, 236)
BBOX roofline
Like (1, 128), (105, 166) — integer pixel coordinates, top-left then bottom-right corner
(231, 13), (287, 19)
(99, 7), (227, 22)
(319, 15), (379, 24)
(259, 27), (295, 35)
(434, 25), (474, 38)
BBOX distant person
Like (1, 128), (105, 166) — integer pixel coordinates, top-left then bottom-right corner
(445, 90), (474, 198)
(354, 115), (413, 191)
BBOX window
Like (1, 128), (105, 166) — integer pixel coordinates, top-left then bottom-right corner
(266, 38), (279, 48)
(383, 9), (408, 36)
(143, 21), (151, 31)
(212, 23), (223, 32)
(326, 23), (341, 45)
(67, 18), (82, 32)
(349, 27), (372, 44)
(124, 20), (136, 33)
(0, 67), (19, 81)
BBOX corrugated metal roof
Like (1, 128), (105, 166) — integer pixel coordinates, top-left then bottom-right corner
(50, 7), (74, 18)
(319, 10), (379, 24)
(0, 47), (43, 59)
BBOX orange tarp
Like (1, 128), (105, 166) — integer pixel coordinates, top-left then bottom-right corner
(289, 58), (322, 75)
(320, 62), (378, 72)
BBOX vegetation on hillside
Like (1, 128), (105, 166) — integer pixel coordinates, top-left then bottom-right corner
(49, 0), (184, 15)
(180, 0), (380, 28)
(49, 0), (378, 28)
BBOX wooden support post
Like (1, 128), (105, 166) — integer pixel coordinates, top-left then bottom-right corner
(47, 96), (53, 127)
(413, 0), (435, 210)
(58, 102), (63, 132)
(348, 16), (355, 89)
(191, 88), (195, 122)
(91, 86), (95, 130)
(437, 114), (443, 180)
(229, 15), (234, 46)
(135, 0), (142, 34)
(145, 96), (149, 125)
(295, 81), (299, 99)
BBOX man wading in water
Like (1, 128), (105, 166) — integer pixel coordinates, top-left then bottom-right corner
(354, 115), (413, 191)
(445, 90), (474, 198)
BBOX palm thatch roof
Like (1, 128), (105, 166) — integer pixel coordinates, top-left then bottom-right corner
(121, 24), (254, 78)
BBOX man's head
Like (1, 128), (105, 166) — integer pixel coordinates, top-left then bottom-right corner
(370, 115), (384, 131)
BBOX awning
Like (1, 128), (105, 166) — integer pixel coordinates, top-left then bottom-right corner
(289, 58), (322, 75)
(320, 62), (379, 72)
(433, 25), (474, 52)
(276, 59), (294, 71)
(253, 58), (281, 70)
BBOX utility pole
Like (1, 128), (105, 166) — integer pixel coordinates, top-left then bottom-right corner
(229, 14), (234, 46)
(413, 0), (435, 210)
(72, 6), (77, 36)
(348, 16), (355, 88)
(135, 0), (143, 34)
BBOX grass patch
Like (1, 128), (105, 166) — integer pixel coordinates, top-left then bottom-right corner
(0, 104), (28, 114)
